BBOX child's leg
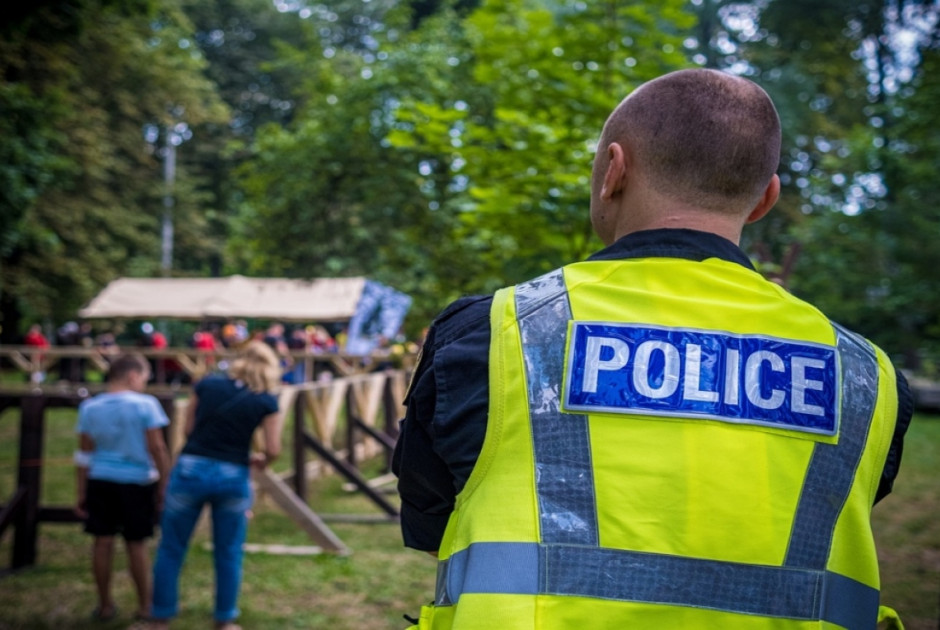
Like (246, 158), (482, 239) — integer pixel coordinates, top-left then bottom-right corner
(125, 539), (150, 618)
(122, 482), (159, 619)
(92, 536), (116, 616)
(85, 479), (119, 617)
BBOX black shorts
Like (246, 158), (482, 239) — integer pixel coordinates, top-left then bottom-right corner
(83, 479), (157, 541)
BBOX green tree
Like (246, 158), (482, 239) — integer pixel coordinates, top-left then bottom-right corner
(0, 0), (226, 338)
(173, 0), (312, 276)
(233, 5), (478, 327)
(791, 43), (940, 370)
(236, 0), (694, 329)
(743, 0), (940, 366)
(388, 0), (693, 299)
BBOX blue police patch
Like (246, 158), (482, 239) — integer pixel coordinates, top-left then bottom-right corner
(563, 323), (839, 435)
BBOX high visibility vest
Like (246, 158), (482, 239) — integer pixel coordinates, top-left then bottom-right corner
(413, 257), (899, 630)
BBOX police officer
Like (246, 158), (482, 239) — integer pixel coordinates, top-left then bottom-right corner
(393, 68), (913, 629)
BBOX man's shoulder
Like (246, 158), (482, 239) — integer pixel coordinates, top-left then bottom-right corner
(430, 295), (493, 343)
(405, 295), (492, 402)
(435, 294), (493, 323)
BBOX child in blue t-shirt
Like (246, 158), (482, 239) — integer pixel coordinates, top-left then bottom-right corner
(75, 353), (170, 622)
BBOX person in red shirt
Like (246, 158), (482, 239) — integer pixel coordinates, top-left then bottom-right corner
(23, 324), (50, 383)
(23, 323), (50, 348)
(151, 331), (168, 349)
(192, 328), (220, 370)
(192, 331), (217, 351)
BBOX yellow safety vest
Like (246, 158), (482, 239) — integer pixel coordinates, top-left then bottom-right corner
(413, 257), (899, 630)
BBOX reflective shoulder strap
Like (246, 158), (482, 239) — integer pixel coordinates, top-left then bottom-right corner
(785, 323), (879, 569)
(514, 269), (599, 545)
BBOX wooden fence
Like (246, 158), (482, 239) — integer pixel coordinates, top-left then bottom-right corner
(0, 389), (177, 573)
(0, 345), (413, 385)
(0, 368), (409, 572)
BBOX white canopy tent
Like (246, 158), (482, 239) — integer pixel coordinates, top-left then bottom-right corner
(78, 276), (412, 353)
(78, 275), (368, 322)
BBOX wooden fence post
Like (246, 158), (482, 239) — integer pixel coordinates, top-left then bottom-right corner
(12, 395), (45, 570)
(345, 386), (357, 469)
(293, 392), (307, 501)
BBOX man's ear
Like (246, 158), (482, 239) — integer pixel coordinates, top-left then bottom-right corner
(746, 174), (780, 224)
(600, 142), (628, 201)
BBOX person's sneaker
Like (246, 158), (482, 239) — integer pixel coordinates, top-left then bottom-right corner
(91, 605), (118, 622)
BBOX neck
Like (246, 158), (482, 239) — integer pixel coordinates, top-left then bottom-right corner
(610, 193), (746, 245)
(628, 214), (743, 245)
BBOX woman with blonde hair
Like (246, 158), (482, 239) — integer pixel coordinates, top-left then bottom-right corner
(146, 341), (282, 630)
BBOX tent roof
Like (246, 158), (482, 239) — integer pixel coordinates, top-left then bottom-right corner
(78, 276), (368, 322)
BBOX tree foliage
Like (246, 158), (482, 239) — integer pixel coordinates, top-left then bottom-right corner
(738, 0), (940, 367)
(387, 0), (693, 298)
(169, 0), (313, 276)
(0, 0), (226, 338)
(2, 0), (939, 366)
(233, 4), (478, 325)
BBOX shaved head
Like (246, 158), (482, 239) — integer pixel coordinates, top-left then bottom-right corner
(597, 69), (781, 214)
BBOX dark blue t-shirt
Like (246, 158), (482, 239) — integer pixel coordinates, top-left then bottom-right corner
(182, 375), (279, 466)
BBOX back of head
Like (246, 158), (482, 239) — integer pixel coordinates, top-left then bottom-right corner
(228, 340), (281, 393)
(603, 68), (781, 213)
(108, 353), (149, 383)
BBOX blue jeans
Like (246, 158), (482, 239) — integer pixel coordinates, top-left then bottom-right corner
(152, 455), (252, 623)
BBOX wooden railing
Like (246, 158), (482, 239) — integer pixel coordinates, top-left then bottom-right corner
(0, 368), (410, 570)
(905, 372), (940, 411)
(0, 345), (416, 385)
(0, 390), (177, 573)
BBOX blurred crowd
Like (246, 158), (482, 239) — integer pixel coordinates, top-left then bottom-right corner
(14, 319), (421, 385)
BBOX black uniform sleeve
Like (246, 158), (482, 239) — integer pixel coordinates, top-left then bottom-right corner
(873, 369), (915, 504)
(393, 296), (493, 551)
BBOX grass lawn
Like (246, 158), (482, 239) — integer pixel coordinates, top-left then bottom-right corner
(873, 413), (940, 630)
(0, 404), (434, 630)
(0, 405), (937, 629)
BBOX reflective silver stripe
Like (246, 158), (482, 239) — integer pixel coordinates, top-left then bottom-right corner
(784, 324), (879, 569)
(515, 270), (598, 545)
(437, 542), (538, 605)
(439, 542), (879, 628)
(435, 555), (453, 606)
